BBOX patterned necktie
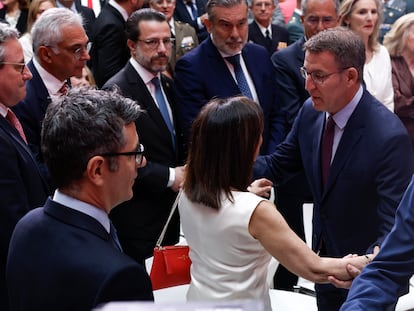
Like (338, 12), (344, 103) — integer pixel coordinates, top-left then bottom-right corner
(186, 0), (198, 21)
(151, 77), (176, 151)
(321, 116), (335, 187)
(59, 82), (68, 95)
(109, 221), (123, 252)
(6, 109), (27, 144)
(225, 54), (253, 99)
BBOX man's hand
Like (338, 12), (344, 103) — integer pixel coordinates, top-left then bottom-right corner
(247, 178), (273, 198)
(171, 166), (185, 192)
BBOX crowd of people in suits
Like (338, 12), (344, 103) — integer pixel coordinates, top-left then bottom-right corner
(1, 0), (414, 310)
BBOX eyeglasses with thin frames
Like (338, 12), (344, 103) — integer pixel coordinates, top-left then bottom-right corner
(0, 62), (26, 74)
(300, 66), (348, 85)
(304, 16), (337, 26)
(137, 38), (175, 49)
(100, 144), (145, 167)
(152, 0), (175, 6)
(46, 42), (92, 61)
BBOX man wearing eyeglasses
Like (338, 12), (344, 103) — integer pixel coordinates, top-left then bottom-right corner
(269, 0), (340, 293)
(6, 88), (154, 310)
(12, 8), (90, 190)
(254, 27), (414, 311)
(103, 9), (186, 266)
(0, 23), (49, 311)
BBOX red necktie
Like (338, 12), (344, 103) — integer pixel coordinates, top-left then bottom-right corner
(321, 116), (335, 187)
(59, 83), (68, 95)
(6, 109), (27, 144)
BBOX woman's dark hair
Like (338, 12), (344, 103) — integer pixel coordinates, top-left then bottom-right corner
(184, 96), (264, 210)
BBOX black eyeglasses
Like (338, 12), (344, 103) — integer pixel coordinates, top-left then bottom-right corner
(0, 62), (26, 74)
(100, 144), (145, 166)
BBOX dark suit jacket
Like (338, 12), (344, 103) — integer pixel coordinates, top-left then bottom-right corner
(0, 116), (49, 311)
(248, 21), (289, 56)
(174, 36), (283, 154)
(6, 199), (154, 311)
(12, 61), (53, 187)
(90, 3), (129, 87)
(341, 175), (414, 310)
(103, 62), (184, 264)
(254, 89), (414, 257)
(174, 0), (208, 42)
(75, 0), (96, 39)
(271, 36), (308, 138)
(0, 8), (28, 36)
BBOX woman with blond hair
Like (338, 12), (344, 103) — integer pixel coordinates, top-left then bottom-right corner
(384, 13), (414, 148)
(339, 0), (394, 111)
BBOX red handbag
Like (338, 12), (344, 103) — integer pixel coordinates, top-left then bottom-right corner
(150, 192), (192, 290)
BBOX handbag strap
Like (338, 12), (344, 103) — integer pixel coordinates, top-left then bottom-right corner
(156, 190), (182, 247)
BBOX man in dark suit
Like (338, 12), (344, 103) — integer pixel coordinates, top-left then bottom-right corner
(103, 9), (185, 265)
(174, 0), (283, 155)
(254, 27), (414, 310)
(90, 0), (144, 87)
(6, 88), (154, 310)
(173, 0), (208, 42)
(269, 0), (339, 291)
(56, 0), (96, 39)
(248, 0), (288, 55)
(0, 23), (49, 311)
(12, 8), (90, 188)
(339, 175), (414, 310)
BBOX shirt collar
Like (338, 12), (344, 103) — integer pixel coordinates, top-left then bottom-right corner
(129, 57), (160, 85)
(32, 58), (66, 96)
(53, 189), (111, 233)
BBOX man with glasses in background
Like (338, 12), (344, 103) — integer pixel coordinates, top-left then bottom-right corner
(254, 27), (414, 310)
(103, 9), (186, 266)
(268, 0), (340, 292)
(0, 22), (49, 311)
(6, 88), (154, 310)
(12, 8), (90, 190)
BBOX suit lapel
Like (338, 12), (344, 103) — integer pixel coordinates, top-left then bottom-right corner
(27, 61), (51, 113)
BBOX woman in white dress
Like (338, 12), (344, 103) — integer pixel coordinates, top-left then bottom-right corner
(178, 96), (370, 311)
(339, 0), (394, 111)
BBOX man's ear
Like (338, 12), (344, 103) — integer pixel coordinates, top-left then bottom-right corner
(38, 46), (53, 64)
(85, 156), (106, 186)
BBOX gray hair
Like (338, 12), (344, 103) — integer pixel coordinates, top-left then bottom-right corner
(302, 0), (340, 16)
(32, 7), (84, 57)
(384, 12), (414, 57)
(304, 27), (365, 82)
(41, 88), (143, 188)
(207, 0), (248, 22)
(0, 23), (19, 63)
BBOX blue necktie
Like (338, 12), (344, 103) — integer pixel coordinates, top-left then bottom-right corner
(109, 221), (123, 252)
(151, 77), (176, 151)
(226, 54), (253, 99)
(186, 0), (198, 22)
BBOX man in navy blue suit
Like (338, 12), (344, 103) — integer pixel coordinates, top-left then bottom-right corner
(269, 0), (340, 291)
(339, 175), (414, 310)
(6, 88), (154, 311)
(254, 27), (414, 310)
(0, 23), (49, 311)
(174, 0), (283, 155)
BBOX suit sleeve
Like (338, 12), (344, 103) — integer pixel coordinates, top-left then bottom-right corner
(341, 176), (414, 311)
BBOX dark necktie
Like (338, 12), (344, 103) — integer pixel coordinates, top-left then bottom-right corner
(186, 0), (198, 21)
(265, 29), (272, 52)
(225, 54), (253, 99)
(151, 77), (176, 151)
(59, 82), (68, 95)
(109, 221), (123, 252)
(321, 116), (335, 187)
(6, 109), (27, 144)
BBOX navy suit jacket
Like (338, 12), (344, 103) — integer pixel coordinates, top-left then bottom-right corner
(6, 199), (154, 311)
(90, 3), (129, 87)
(341, 175), (414, 310)
(0, 116), (49, 311)
(254, 89), (414, 257)
(248, 21), (289, 56)
(271, 36), (308, 138)
(12, 60), (53, 187)
(174, 36), (283, 154)
(103, 62), (184, 263)
(174, 0), (208, 42)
